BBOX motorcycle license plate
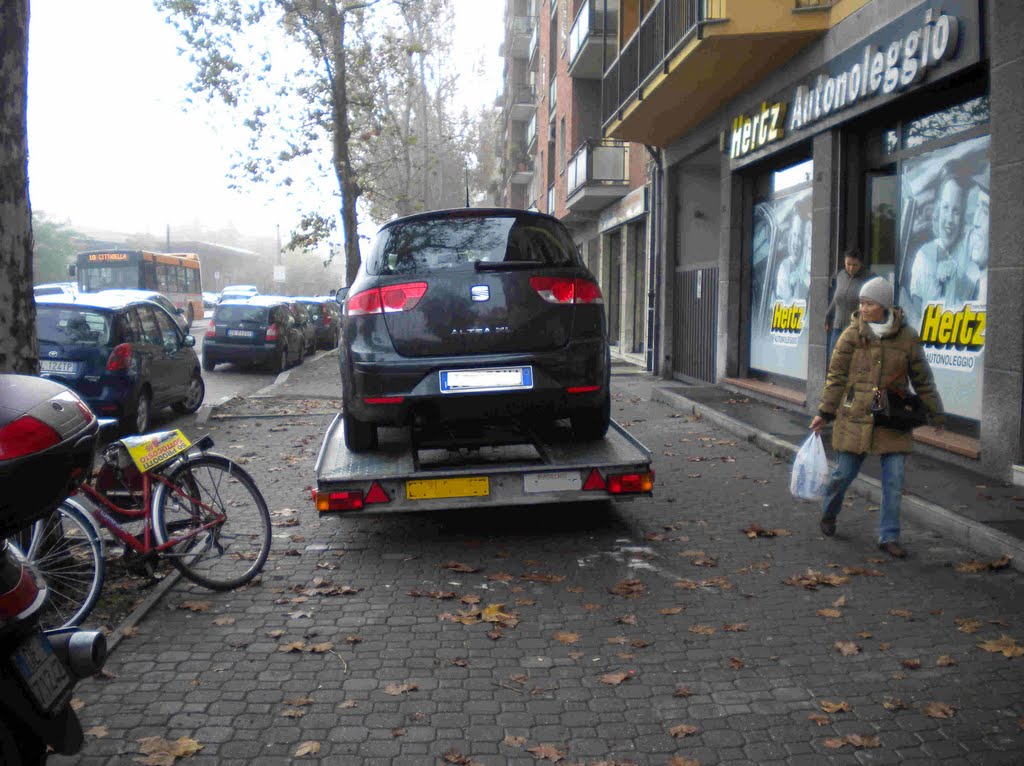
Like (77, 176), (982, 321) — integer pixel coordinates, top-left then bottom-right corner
(11, 632), (73, 714)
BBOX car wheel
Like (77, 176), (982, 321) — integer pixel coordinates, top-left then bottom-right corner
(570, 391), (611, 441)
(275, 347), (289, 374)
(344, 409), (378, 452)
(172, 372), (205, 414)
(121, 388), (151, 435)
(202, 354), (216, 372)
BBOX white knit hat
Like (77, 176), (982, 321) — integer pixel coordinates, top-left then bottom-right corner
(859, 277), (894, 310)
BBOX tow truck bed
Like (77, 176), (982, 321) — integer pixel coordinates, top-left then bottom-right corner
(313, 417), (653, 514)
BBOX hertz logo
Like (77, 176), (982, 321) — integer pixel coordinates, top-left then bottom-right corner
(771, 302), (805, 333)
(919, 304), (985, 351)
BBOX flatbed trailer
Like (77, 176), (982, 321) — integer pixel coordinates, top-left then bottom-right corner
(312, 417), (653, 514)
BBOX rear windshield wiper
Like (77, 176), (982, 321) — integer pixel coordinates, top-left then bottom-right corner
(474, 260), (541, 271)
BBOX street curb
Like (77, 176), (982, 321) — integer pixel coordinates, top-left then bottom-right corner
(105, 569), (183, 656)
(651, 385), (1024, 572)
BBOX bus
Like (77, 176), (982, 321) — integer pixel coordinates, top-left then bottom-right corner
(72, 250), (204, 325)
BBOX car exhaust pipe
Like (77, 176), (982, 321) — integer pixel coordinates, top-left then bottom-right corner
(45, 629), (108, 679)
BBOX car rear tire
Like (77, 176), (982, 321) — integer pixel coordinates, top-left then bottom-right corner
(275, 347), (288, 374)
(344, 410), (378, 452)
(202, 354), (216, 372)
(121, 388), (151, 435)
(570, 391), (611, 441)
(173, 372), (205, 414)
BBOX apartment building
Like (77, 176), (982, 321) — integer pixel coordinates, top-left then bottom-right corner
(598, 0), (1024, 480)
(497, 0), (654, 369)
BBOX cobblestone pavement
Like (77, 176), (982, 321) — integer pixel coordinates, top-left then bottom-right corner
(52, 379), (1024, 765)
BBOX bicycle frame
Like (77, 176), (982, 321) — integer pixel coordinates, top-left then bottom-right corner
(71, 456), (225, 558)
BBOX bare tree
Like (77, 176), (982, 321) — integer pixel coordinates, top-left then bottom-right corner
(0, 0), (37, 373)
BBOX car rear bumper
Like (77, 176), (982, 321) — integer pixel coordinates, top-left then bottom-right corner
(203, 341), (279, 365)
(38, 373), (137, 419)
(344, 341), (608, 425)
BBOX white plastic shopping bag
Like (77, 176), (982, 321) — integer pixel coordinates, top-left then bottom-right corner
(790, 432), (830, 501)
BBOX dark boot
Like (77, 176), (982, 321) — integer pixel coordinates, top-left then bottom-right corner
(820, 517), (836, 537)
(878, 541), (907, 558)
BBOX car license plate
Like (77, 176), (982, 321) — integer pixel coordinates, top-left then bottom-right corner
(406, 476), (489, 500)
(439, 366), (533, 394)
(39, 360), (78, 374)
(227, 329), (255, 338)
(11, 632), (73, 714)
(523, 470), (582, 493)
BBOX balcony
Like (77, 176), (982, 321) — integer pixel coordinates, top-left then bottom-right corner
(505, 83), (536, 123)
(568, 0), (617, 80)
(506, 15), (535, 59)
(548, 77), (558, 120)
(547, 184), (556, 215)
(507, 147), (534, 186)
(602, 0), (835, 146)
(528, 23), (539, 63)
(565, 139), (629, 216)
(526, 112), (538, 152)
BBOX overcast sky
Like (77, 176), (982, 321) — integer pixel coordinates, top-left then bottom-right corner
(26, 0), (504, 239)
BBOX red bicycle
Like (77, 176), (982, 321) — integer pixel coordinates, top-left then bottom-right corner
(23, 429), (271, 630)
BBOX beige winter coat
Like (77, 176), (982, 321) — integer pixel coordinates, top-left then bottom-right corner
(818, 309), (945, 454)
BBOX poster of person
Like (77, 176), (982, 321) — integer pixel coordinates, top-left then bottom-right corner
(897, 133), (989, 420)
(750, 184), (813, 380)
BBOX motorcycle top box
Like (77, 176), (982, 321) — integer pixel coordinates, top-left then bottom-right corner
(0, 375), (98, 539)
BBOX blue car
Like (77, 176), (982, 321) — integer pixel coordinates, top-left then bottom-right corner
(35, 293), (205, 434)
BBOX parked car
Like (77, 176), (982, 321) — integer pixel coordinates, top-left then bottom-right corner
(202, 291), (219, 309)
(202, 296), (305, 373)
(339, 207), (610, 452)
(217, 291), (254, 304)
(96, 289), (191, 333)
(220, 284), (259, 298)
(33, 282), (78, 298)
(296, 297), (341, 350)
(35, 293), (205, 434)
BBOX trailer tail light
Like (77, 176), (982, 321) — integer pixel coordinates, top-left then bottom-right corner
(582, 469), (606, 491)
(530, 277), (604, 305)
(316, 489), (364, 512)
(606, 471), (655, 494)
(364, 482), (389, 505)
(106, 343), (133, 372)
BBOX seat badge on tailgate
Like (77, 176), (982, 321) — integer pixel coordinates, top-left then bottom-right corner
(470, 285), (489, 302)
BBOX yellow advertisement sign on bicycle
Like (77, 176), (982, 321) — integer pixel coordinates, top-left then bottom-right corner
(121, 430), (192, 473)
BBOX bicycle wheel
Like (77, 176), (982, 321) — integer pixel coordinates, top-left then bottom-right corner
(26, 503), (104, 631)
(152, 454), (271, 590)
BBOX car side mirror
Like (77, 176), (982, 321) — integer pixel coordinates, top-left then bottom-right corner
(183, 335), (196, 348)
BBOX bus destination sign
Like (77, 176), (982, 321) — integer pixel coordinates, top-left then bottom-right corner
(87, 253), (130, 262)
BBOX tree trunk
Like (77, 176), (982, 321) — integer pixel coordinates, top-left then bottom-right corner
(0, 0), (37, 374)
(330, 6), (362, 286)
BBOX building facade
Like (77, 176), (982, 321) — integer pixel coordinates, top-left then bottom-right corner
(498, 0), (655, 369)
(600, 0), (1024, 481)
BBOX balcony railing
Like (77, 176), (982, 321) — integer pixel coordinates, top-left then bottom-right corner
(505, 82), (536, 115)
(566, 139), (628, 197)
(529, 23), (539, 61)
(568, 0), (615, 72)
(549, 77), (558, 113)
(526, 112), (537, 149)
(547, 184), (556, 215)
(602, 0), (724, 127)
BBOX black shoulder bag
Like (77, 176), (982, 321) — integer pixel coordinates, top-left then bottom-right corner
(870, 350), (929, 432)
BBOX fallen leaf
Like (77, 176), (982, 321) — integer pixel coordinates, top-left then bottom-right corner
(882, 697), (907, 711)
(668, 758), (700, 766)
(553, 631), (580, 645)
(281, 708), (306, 718)
(669, 723), (700, 738)
(582, 603), (602, 612)
(503, 734), (526, 747)
(339, 700), (358, 709)
(308, 642), (334, 654)
(834, 641), (861, 656)
(294, 741), (321, 757)
(178, 600), (211, 612)
(977, 634), (1024, 658)
(901, 658), (921, 670)
(85, 725), (108, 738)
(384, 682), (419, 695)
(71, 698), (86, 711)
(514, 597), (535, 606)
(723, 623), (748, 632)
(266, 629), (286, 638)
(122, 626), (140, 638)
(461, 594), (482, 605)
(450, 657), (469, 667)
(921, 701), (955, 719)
(440, 561), (479, 573)
(137, 736), (204, 764)
(845, 733), (881, 748)
(660, 607), (684, 615)
(616, 614), (638, 625)
(599, 670), (635, 685)
(487, 629), (503, 640)
(816, 608), (842, 618)
(823, 738), (848, 749)
(728, 657), (744, 669)
(673, 685), (692, 697)
(888, 608), (913, 619)
(566, 585), (584, 593)
(520, 572), (566, 584)
(807, 713), (830, 726)
(284, 696), (313, 706)
(278, 641), (306, 653)
(879, 642), (892, 651)
(819, 700), (850, 714)
(858, 631), (873, 639)
(688, 624), (716, 635)
(525, 743), (567, 761)
(345, 635), (363, 645)
(955, 617), (983, 634)
(608, 579), (646, 598)
(212, 617), (236, 627)
(486, 572), (513, 582)
(832, 595), (847, 608)
(936, 654), (957, 667)
(568, 650), (584, 660)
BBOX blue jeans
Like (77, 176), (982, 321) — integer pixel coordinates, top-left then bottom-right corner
(826, 327), (844, 366)
(821, 451), (906, 543)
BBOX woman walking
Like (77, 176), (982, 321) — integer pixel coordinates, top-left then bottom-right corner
(809, 277), (944, 558)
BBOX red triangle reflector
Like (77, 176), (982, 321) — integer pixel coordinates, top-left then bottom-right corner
(364, 481), (389, 504)
(582, 469), (606, 491)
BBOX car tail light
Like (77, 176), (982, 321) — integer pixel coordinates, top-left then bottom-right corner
(530, 277), (603, 305)
(567, 385), (601, 394)
(364, 396), (404, 405)
(0, 416), (62, 460)
(106, 343), (132, 372)
(266, 323), (279, 341)
(205, 320), (216, 338)
(315, 489), (364, 512)
(348, 284), (428, 316)
(606, 471), (655, 494)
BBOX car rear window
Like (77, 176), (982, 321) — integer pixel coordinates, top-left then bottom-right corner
(366, 215), (579, 276)
(215, 305), (268, 324)
(36, 306), (112, 347)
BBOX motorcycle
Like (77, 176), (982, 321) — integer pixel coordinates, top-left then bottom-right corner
(0, 374), (108, 764)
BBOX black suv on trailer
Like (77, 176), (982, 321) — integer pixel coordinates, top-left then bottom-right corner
(339, 208), (610, 452)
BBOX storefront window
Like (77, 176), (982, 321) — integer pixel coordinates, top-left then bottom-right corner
(904, 95), (989, 150)
(750, 158), (813, 383)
